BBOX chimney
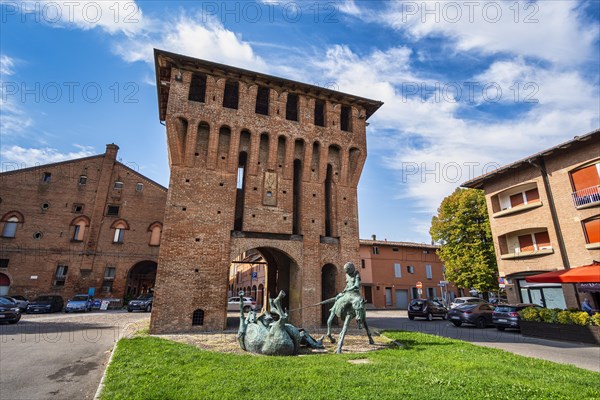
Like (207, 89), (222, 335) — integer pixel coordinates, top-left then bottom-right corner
(371, 234), (376, 241)
(105, 143), (119, 161)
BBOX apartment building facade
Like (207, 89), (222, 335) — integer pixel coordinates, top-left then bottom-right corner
(0, 144), (167, 302)
(358, 238), (460, 309)
(463, 129), (600, 309)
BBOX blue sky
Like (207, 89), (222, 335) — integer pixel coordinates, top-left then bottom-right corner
(1, 0), (599, 243)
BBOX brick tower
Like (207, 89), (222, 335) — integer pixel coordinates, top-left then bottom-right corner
(150, 49), (382, 333)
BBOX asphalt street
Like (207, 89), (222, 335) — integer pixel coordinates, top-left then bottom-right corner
(367, 310), (600, 372)
(0, 311), (149, 400)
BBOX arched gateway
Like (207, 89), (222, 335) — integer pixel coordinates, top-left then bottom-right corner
(150, 50), (382, 333)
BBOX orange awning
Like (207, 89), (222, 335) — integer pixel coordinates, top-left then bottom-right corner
(525, 261), (600, 283)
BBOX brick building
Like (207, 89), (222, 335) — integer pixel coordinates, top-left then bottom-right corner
(229, 249), (266, 308)
(150, 49), (383, 333)
(463, 129), (600, 309)
(0, 144), (167, 302)
(358, 237), (459, 310)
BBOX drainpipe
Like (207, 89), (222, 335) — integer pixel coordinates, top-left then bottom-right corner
(527, 157), (580, 307)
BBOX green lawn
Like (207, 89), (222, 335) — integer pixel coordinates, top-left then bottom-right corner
(100, 331), (600, 400)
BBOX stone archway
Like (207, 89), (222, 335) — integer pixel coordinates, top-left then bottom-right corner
(228, 246), (300, 326)
(0, 272), (10, 296)
(126, 261), (157, 297)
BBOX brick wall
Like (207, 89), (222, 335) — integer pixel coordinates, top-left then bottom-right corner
(0, 145), (167, 302)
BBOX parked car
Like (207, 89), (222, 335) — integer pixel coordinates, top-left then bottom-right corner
(0, 295), (28, 311)
(408, 299), (448, 321)
(26, 295), (64, 313)
(65, 294), (93, 313)
(448, 303), (495, 328)
(127, 293), (153, 312)
(0, 297), (21, 324)
(449, 297), (487, 309)
(492, 303), (538, 331)
(227, 297), (256, 312)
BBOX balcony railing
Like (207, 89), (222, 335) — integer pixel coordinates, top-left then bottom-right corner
(572, 186), (600, 208)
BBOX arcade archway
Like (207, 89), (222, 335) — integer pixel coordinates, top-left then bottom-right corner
(126, 261), (157, 297)
(228, 247), (299, 327)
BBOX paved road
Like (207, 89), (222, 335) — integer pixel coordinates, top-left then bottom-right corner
(0, 311), (149, 400)
(367, 310), (600, 372)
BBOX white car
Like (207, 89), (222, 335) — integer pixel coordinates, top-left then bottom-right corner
(227, 297), (256, 312)
(450, 297), (487, 309)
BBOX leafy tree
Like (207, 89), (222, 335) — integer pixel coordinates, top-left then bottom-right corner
(430, 188), (498, 295)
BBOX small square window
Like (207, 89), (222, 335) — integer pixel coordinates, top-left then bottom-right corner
(107, 205), (120, 216)
(104, 267), (116, 279)
(135, 183), (144, 192)
(79, 175), (87, 185)
(372, 246), (379, 255)
(113, 181), (124, 190)
(72, 204), (84, 213)
(0, 259), (8, 268)
(392, 248), (399, 252)
(42, 172), (52, 184)
(101, 280), (113, 293)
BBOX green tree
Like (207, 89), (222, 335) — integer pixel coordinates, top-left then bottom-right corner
(430, 188), (498, 295)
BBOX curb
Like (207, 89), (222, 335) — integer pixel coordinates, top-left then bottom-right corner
(94, 342), (118, 400)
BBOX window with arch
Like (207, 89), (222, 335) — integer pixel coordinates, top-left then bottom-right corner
(71, 216), (90, 242)
(1, 212), (23, 238)
(111, 220), (129, 244)
(148, 222), (163, 246)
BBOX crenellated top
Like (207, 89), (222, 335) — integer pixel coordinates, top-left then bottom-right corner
(154, 48), (383, 124)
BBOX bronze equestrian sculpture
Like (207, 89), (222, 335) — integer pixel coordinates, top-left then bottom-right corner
(323, 262), (374, 353)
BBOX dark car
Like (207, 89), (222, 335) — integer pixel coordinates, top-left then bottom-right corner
(127, 293), (153, 312)
(26, 295), (64, 313)
(0, 297), (21, 324)
(408, 299), (448, 321)
(492, 303), (538, 331)
(1, 295), (28, 311)
(447, 303), (495, 328)
(65, 294), (93, 313)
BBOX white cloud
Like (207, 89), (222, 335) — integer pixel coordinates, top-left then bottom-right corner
(304, 45), (598, 238)
(114, 15), (268, 72)
(0, 144), (96, 167)
(0, 54), (33, 135)
(0, 54), (15, 76)
(18, 0), (146, 36)
(382, 1), (597, 66)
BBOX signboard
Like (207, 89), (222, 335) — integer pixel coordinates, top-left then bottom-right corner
(416, 281), (423, 289)
(88, 287), (95, 296)
(439, 280), (448, 285)
(251, 272), (258, 280)
(498, 277), (506, 288)
(100, 300), (110, 311)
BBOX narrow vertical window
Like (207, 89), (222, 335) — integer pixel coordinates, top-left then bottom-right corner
(113, 228), (124, 243)
(426, 264), (432, 279)
(292, 159), (302, 234)
(286, 93), (298, 121)
(324, 164), (333, 237)
(42, 172), (52, 184)
(223, 80), (239, 109)
(394, 263), (402, 278)
(255, 86), (269, 115)
(314, 99), (325, 126)
(54, 265), (68, 286)
(234, 152), (247, 231)
(188, 73), (207, 102)
(340, 105), (352, 132)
